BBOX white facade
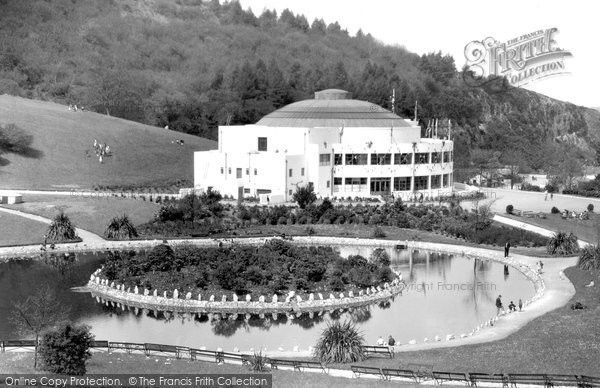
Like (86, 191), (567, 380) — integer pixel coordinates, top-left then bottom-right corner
(194, 90), (453, 201)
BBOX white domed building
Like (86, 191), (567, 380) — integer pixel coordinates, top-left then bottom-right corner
(194, 89), (453, 201)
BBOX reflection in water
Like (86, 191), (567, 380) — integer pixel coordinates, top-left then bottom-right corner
(0, 247), (536, 350)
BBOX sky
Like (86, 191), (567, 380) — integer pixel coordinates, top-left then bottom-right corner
(239, 0), (600, 108)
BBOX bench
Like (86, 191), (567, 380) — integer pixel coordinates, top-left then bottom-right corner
(361, 345), (394, 359)
(2, 340), (36, 351)
(90, 340), (109, 351)
(216, 351), (245, 364)
(351, 365), (386, 380)
(406, 362), (435, 382)
(508, 373), (551, 387)
(294, 360), (327, 373)
(108, 342), (146, 354)
(522, 210), (534, 218)
(190, 348), (218, 362)
(269, 358), (297, 370)
(433, 371), (471, 386)
(381, 368), (417, 383)
(580, 376), (600, 388)
(144, 343), (187, 358)
(545, 375), (583, 387)
(470, 373), (509, 388)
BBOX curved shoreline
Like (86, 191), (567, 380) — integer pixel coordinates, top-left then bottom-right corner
(0, 236), (577, 354)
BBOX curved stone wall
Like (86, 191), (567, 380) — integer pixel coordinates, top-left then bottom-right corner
(84, 236), (544, 338)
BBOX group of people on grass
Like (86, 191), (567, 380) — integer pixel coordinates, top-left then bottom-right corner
(68, 103), (85, 112)
(93, 139), (111, 163)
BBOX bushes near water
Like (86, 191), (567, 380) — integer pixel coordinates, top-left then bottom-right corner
(138, 195), (547, 248)
(101, 240), (393, 297)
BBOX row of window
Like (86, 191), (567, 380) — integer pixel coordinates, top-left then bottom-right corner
(221, 167), (257, 177)
(220, 167), (306, 178)
(321, 152), (453, 166)
(333, 175), (451, 190)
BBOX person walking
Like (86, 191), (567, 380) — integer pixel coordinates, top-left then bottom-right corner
(504, 242), (511, 258)
(495, 295), (504, 315)
(518, 299), (523, 311)
(544, 190), (548, 200)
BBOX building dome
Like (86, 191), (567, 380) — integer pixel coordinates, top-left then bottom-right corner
(256, 89), (413, 128)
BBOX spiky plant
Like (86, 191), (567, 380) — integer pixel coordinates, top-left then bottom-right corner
(547, 231), (579, 255)
(47, 212), (77, 242)
(313, 320), (366, 364)
(104, 215), (139, 240)
(578, 245), (600, 270)
(248, 351), (269, 372)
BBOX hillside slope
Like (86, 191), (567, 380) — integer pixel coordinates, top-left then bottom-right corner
(0, 95), (216, 189)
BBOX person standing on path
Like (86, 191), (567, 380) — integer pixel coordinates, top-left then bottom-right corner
(504, 242), (511, 257)
(496, 295), (504, 315)
(544, 190), (548, 200)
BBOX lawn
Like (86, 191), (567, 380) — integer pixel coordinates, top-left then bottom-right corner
(0, 352), (394, 388)
(1, 195), (159, 237)
(0, 95), (216, 190)
(0, 211), (48, 246)
(350, 266), (600, 376)
(504, 212), (600, 245)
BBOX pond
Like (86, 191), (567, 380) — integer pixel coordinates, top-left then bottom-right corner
(0, 246), (534, 351)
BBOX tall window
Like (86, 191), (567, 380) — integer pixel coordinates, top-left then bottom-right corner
(415, 176), (428, 190)
(443, 174), (450, 187)
(254, 168), (257, 175)
(301, 168), (305, 176)
(289, 168), (293, 177)
(319, 154), (331, 166)
(258, 137), (267, 151)
(334, 154), (343, 165)
(394, 153), (412, 165)
(345, 153), (368, 165)
(443, 152), (449, 163)
(415, 153), (430, 164)
(431, 152), (442, 163)
(393, 177), (412, 191)
(431, 175), (441, 189)
(370, 153), (391, 165)
(326, 180), (330, 188)
(228, 167), (232, 174)
(333, 177), (342, 185)
(236, 168), (242, 178)
(220, 167), (224, 174)
(246, 168), (249, 175)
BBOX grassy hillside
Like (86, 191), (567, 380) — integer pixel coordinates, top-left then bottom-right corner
(0, 95), (216, 189)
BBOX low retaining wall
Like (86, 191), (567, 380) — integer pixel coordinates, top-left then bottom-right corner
(84, 237), (544, 341)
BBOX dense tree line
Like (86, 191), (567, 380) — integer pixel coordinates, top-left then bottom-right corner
(0, 0), (598, 173)
(101, 239), (393, 296)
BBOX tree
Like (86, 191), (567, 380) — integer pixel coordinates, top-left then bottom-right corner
(292, 183), (317, 209)
(38, 323), (93, 375)
(104, 214), (139, 240)
(9, 285), (70, 368)
(47, 212), (78, 242)
(470, 149), (502, 186)
(313, 320), (366, 364)
(370, 248), (390, 267)
(500, 149), (527, 189)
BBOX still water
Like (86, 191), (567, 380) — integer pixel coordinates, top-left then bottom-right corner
(0, 246), (534, 351)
